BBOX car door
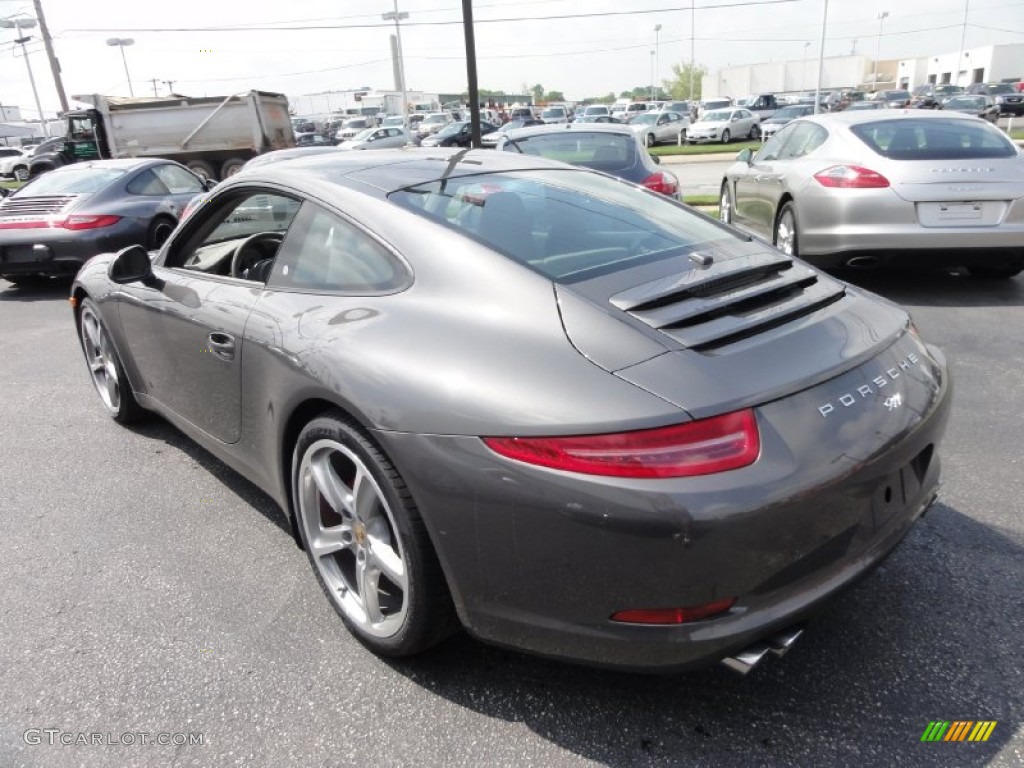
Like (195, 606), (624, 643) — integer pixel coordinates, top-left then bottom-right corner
(117, 188), (302, 443)
(731, 123), (798, 233)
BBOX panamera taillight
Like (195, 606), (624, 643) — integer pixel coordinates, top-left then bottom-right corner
(813, 165), (890, 189)
(482, 409), (760, 478)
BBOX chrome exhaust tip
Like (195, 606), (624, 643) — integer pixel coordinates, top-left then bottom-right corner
(720, 626), (804, 675)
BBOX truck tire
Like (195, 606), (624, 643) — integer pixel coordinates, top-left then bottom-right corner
(220, 158), (247, 178)
(185, 160), (216, 181)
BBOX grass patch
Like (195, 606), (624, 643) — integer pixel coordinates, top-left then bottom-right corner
(1011, 130), (1024, 140)
(651, 141), (759, 157)
(683, 194), (719, 207)
(0, 180), (22, 190)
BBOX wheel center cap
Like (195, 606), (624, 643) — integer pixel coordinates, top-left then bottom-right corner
(354, 522), (367, 546)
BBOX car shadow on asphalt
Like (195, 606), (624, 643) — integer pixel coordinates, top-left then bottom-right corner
(0, 278), (73, 301)
(832, 267), (1024, 308)
(123, 417), (293, 538)
(381, 501), (1021, 766)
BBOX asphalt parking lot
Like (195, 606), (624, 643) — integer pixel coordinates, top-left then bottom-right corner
(0, 271), (1021, 768)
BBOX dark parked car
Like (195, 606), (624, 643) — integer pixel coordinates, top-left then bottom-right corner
(296, 133), (334, 147)
(498, 123), (679, 198)
(878, 90), (912, 108)
(71, 148), (950, 674)
(0, 158), (209, 284)
(911, 84), (963, 109)
(966, 82), (1024, 115)
(941, 94), (1001, 123)
(419, 121), (499, 148)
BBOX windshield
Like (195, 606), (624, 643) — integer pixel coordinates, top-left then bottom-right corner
(424, 115), (447, 125)
(501, 132), (638, 172)
(945, 97), (985, 108)
(388, 169), (729, 282)
(344, 119), (368, 129)
(631, 114), (657, 125)
(851, 118), (1017, 160)
(701, 110), (731, 122)
(16, 167), (125, 196)
(583, 106), (608, 115)
(772, 106), (809, 120)
(436, 122), (466, 137)
(542, 109), (565, 118)
(351, 128), (375, 141)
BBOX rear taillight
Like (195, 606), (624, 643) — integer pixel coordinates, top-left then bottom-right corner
(0, 215), (121, 230)
(62, 215), (121, 230)
(482, 409), (760, 478)
(611, 598), (736, 625)
(813, 165), (890, 189)
(641, 170), (679, 196)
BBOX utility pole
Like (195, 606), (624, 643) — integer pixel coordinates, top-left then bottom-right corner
(814, 0), (829, 114)
(873, 11), (888, 92)
(382, 1), (409, 123)
(163, 80), (176, 95)
(148, 78), (160, 97)
(955, 0), (970, 87)
(461, 0), (481, 147)
(689, 1), (695, 101)
(30, 0), (67, 114)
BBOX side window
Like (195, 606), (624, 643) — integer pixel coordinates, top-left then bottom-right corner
(269, 204), (409, 294)
(754, 123), (798, 162)
(167, 191), (301, 279)
(152, 164), (205, 194)
(126, 169), (170, 196)
(778, 123), (828, 160)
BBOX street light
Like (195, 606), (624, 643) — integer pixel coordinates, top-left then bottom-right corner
(802, 41), (810, 90)
(650, 50), (656, 101)
(653, 24), (662, 100)
(0, 15), (49, 137)
(873, 11), (888, 92)
(106, 37), (135, 97)
(382, 1), (409, 122)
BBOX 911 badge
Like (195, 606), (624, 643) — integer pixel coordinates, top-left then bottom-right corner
(818, 353), (920, 418)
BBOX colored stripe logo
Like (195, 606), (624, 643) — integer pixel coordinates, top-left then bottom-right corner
(921, 721), (997, 742)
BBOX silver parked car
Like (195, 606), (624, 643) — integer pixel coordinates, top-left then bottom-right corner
(719, 111), (1024, 277)
(688, 108), (760, 143)
(628, 110), (691, 147)
(338, 126), (415, 150)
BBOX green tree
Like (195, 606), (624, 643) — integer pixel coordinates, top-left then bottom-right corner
(544, 90), (565, 102)
(664, 62), (707, 101)
(530, 84), (545, 104)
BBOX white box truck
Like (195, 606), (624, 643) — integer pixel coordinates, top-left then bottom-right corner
(28, 91), (295, 181)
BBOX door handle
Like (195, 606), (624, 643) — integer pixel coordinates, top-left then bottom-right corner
(207, 331), (236, 361)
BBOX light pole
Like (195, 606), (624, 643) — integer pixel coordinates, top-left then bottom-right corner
(955, 0), (970, 87)
(814, 0), (829, 114)
(0, 16), (49, 137)
(382, 1), (409, 122)
(873, 11), (888, 92)
(653, 24), (662, 100)
(802, 41), (810, 90)
(650, 50), (656, 101)
(689, 1), (695, 101)
(106, 38), (135, 96)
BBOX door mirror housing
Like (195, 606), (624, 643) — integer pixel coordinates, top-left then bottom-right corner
(108, 244), (154, 284)
(736, 148), (754, 164)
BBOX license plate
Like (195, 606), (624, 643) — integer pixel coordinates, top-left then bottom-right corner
(936, 203), (982, 221)
(917, 201), (1005, 227)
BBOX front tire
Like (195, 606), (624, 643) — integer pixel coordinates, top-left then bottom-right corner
(774, 202), (800, 257)
(293, 412), (456, 657)
(220, 158), (247, 178)
(78, 298), (144, 424)
(719, 183), (734, 224)
(13, 166), (28, 182)
(185, 160), (216, 181)
(721, 129), (731, 144)
(645, 133), (656, 148)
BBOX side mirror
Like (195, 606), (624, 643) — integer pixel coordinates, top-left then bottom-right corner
(108, 244), (153, 284)
(203, 177), (218, 191)
(737, 148), (754, 164)
(651, 154), (661, 165)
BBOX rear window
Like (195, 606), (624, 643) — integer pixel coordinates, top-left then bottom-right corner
(388, 169), (730, 282)
(16, 167), (125, 196)
(502, 132), (638, 172)
(850, 118), (1017, 160)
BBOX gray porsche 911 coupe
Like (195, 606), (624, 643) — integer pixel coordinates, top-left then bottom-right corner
(71, 148), (951, 674)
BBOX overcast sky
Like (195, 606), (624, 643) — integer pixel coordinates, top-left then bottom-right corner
(1, 0), (1022, 117)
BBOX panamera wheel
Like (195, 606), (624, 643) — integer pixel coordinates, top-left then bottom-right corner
(774, 202), (799, 257)
(78, 298), (144, 423)
(719, 183), (734, 224)
(293, 413), (455, 656)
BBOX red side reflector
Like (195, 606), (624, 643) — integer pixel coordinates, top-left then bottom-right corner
(813, 165), (890, 189)
(482, 409), (760, 478)
(611, 598), (736, 625)
(641, 170), (679, 196)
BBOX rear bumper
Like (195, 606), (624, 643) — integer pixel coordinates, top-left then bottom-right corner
(375, 334), (952, 671)
(0, 223), (142, 277)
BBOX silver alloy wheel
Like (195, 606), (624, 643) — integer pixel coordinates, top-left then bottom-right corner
(297, 439), (408, 638)
(775, 208), (797, 255)
(14, 167), (28, 182)
(79, 305), (121, 413)
(720, 186), (732, 224)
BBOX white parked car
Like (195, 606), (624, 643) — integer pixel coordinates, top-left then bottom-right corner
(0, 147), (31, 182)
(540, 105), (570, 124)
(628, 110), (691, 147)
(338, 126), (415, 150)
(687, 108), (760, 144)
(416, 112), (453, 138)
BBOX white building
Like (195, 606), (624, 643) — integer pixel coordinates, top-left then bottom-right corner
(704, 43), (1024, 98)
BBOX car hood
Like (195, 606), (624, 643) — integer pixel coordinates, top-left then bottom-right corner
(555, 238), (910, 418)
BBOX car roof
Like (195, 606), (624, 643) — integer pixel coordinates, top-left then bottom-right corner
(229, 147), (591, 196)
(500, 123), (637, 141)
(48, 157), (169, 173)
(800, 109), (984, 126)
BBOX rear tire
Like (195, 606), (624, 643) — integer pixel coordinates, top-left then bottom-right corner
(220, 158), (247, 178)
(645, 133), (656, 148)
(77, 298), (145, 424)
(185, 160), (216, 181)
(774, 202), (800, 257)
(293, 412), (456, 657)
(749, 124), (760, 140)
(13, 166), (28, 182)
(147, 216), (176, 250)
